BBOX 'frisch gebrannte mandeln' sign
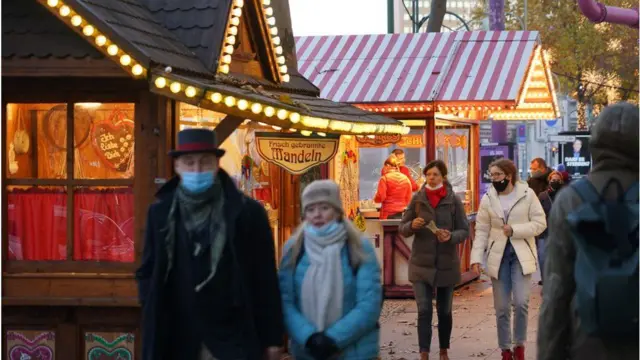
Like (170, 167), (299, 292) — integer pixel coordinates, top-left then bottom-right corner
(255, 132), (340, 175)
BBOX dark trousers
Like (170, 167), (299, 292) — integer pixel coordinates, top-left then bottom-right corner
(413, 282), (454, 352)
(387, 212), (403, 219)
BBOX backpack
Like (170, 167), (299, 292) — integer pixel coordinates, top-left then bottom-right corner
(567, 178), (639, 339)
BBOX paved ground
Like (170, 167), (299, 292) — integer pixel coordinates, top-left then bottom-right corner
(379, 274), (543, 360)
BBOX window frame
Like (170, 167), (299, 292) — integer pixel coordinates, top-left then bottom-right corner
(2, 93), (140, 274)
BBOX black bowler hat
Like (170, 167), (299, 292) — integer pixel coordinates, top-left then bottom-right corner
(169, 128), (226, 157)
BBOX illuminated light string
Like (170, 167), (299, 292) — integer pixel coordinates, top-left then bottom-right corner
(42, 0), (147, 77)
(218, 0), (245, 74)
(152, 76), (410, 136)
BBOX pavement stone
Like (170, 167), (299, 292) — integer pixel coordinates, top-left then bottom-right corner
(380, 274), (543, 360)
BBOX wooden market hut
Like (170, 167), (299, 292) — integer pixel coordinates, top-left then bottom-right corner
(1, 0), (407, 357)
(296, 31), (560, 297)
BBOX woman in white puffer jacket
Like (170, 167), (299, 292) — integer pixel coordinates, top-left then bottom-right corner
(470, 158), (546, 360)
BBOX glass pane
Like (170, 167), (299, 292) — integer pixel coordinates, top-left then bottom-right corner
(436, 127), (471, 211)
(75, 103), (135, 179)
(73, 186), (134, 262)
(6, 103), (67, 179)
(358, 129), (425, 202)
(7, 186), (67, 260)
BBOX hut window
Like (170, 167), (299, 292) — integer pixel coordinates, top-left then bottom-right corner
(5, 103), (135, 262)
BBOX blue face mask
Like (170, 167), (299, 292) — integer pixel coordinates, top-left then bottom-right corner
(305, 220), (340, 237)
(180, 171), (215, 193)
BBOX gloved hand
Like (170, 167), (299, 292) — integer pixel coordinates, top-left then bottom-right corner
(305, 332), (339, 360)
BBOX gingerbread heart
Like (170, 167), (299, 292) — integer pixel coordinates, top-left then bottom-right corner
(87, 347), (132, 360)
(91, 120), (134, 172)
(9, 345), (54, 360)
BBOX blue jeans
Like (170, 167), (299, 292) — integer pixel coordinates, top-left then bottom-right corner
(413, 282), (454, 352)
(536, 237), (546, 282)
(491, 241), (532, 350)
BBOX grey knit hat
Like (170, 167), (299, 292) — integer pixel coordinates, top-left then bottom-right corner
(301, 180), (344, 213)
(590, 102), (639, 163)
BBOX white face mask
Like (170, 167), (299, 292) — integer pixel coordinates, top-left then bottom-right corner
(425, 183), (443, 190)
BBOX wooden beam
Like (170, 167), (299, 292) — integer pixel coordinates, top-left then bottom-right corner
(214, 115), (244, 143)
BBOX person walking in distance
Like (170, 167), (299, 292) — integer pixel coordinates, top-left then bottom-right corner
(135, 128), (283, 360)
(527, 158), (552, 196)
(470, 158), (546, 360)
(399, 160), (470, 360)
(537, 102), (639, 360)
(536, 170), (566, 286)
(279, 180), (382, 360)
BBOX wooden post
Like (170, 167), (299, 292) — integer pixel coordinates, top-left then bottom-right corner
(425, 117), (436, 162)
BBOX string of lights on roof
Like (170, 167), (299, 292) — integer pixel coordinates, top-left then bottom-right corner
(152, 74), (410, 136)
(260, 0), (290, 83)
(218, 0), (244, 74)
(42, 0), (147, 78)
(217, 0), (289, 83)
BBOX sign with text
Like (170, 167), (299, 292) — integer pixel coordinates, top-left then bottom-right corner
(255, 132), (340, 175)
(560, 136), (591, 178)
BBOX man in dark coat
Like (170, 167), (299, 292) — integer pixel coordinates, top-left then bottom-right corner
(527, 158), (552, 196)
(135, 128), (284, 360)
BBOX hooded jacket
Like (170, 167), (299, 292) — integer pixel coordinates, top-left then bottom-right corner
(537, 102), (639, 360)
(374, 166), (413, 219)
(470, 180), (547, 279)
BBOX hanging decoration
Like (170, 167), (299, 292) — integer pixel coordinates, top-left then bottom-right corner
(338, 139), (359, 221)
(91, 117), (134, 172)
(8, 143), (18, 175)
(12, 108), (30, 155)
(239, 130), (258, 196)
(354, 209), (366, 232)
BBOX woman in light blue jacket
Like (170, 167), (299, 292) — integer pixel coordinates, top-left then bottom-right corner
(279, 180), (382, 360)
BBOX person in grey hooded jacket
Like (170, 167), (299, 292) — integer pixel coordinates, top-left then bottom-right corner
(537, 102), (639, 360)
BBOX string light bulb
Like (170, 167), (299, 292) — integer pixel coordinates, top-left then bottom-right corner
(47, 0), (58, 7)
(282, 74), (290, 82)
(95, 35), (107, 46)
(59, 6), (71, 16)
(300, 130), (312, 136)
(267, 17), (276, 26)
(224, 96), (236, 107)
(82, 25), (94, 36)
(132, 64), (144, 76)
(154, 77), (167, 88)
(120, 54), (131, 66)
(272, 36), (281, 46)
(71, 15), (82, 26)
(264, 106), (276, 117)
(107, 44), (118, 56)
(251, 103), (262, 114)
(263, 0), (271, 5)
(237, 99), (249, 110)
(219, 64), (230, 74)
(230, 17), (240, 26)
(265, 7), (273, 16)
(210, 93), (223, 103)
(276, 109), (288, 120)
(289, 112), (300, 123)
(170, 82), (181, 93)
(232, 7), (242, 17)
(185, 86), (197, 98)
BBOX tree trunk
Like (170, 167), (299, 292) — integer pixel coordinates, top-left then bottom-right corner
(427, 0), (447, 32)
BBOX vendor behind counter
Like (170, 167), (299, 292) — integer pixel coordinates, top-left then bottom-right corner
(373, 157), (413, 219)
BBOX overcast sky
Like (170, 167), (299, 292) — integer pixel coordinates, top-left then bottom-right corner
(288, 0), (388, 36)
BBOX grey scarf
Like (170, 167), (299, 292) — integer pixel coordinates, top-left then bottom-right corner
(164, 177), (227, 292)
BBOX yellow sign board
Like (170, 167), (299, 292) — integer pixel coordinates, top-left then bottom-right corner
(256, 133), (340, 175)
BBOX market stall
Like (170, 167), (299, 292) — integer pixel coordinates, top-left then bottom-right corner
(297, 30), (559, 297)
(1, 0), (406, 358)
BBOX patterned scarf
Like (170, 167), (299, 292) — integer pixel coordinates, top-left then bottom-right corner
(164, 175), (226, 292)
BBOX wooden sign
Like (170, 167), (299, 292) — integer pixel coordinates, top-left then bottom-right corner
(356, 134), (402, 147)
(92, 119), (134, 172)
(256, 132), (339, 175)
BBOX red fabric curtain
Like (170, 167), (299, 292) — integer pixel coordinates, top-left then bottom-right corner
(7, 188), (67, 260)
(6, 187), (134, 262)
(73, 187), (134, 262)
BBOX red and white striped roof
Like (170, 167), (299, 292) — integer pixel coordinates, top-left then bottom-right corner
(295, 31), (541, 104)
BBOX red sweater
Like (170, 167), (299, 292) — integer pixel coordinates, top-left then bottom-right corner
(374, 168), (413, 219)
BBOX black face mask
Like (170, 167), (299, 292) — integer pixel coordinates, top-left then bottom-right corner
(549, 181), (562, 191)
(492, 179), (509, 193)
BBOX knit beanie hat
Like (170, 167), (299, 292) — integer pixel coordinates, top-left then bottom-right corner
(301, 180), (344, 214)
(590, 101), (639, 163)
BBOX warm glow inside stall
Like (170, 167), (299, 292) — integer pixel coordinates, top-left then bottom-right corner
(1, 0), (407, 358)
(297, 30), (559, 297)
